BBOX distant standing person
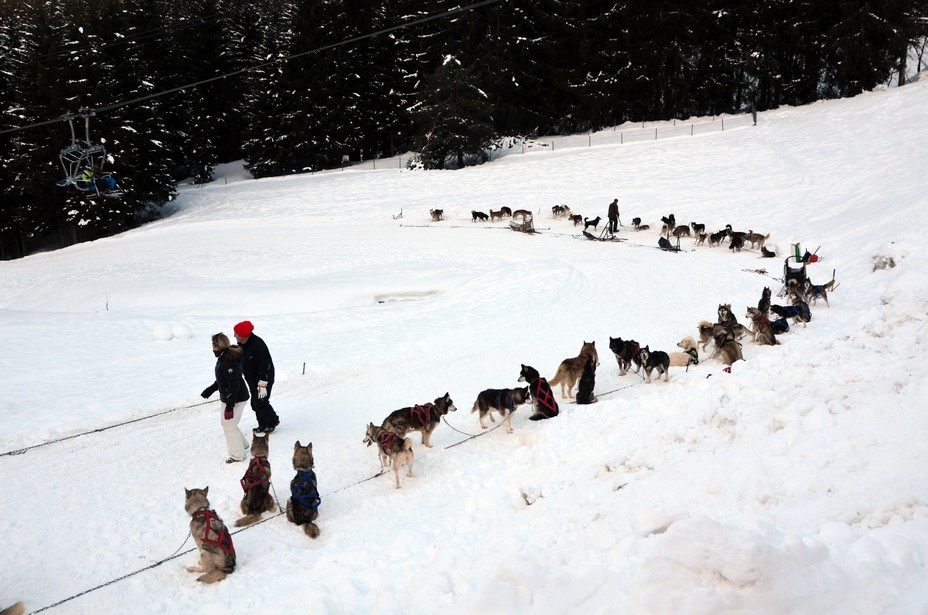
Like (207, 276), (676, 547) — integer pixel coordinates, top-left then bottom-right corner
(201, 333), (250, 463)
(607, 198), (620, 235)
(233, 320), (280, 433)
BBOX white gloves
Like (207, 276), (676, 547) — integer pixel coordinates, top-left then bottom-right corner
(257, 380), (268, 399)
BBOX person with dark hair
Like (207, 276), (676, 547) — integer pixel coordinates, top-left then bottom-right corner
(201, 333), (250, 463)
(233, 320), (280, 433)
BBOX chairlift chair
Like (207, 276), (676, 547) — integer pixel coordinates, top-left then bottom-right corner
(55, 108), (123, 198)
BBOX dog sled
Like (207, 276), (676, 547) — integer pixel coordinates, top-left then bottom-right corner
(578, 226), (625, 242)
(779, 255), (807, 297)
(509, 213), (536, 234)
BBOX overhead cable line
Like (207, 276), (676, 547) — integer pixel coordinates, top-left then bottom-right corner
(0, 0), (506, 136)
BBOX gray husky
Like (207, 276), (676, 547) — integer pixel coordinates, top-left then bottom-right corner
(235, 431), (276, 527)
(380, 392), (456, 447)
(364, 423), (414, 489)
(286, 441), (321, 538)
(184, 487), (235, 583)
(471, 386), (530, 433)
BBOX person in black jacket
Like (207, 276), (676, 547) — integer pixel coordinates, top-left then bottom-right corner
(233, 320), (280, 433)
(201, 333), (251, 463)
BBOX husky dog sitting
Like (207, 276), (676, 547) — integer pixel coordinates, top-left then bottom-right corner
(184, 487), (235, 584)
(235, 432), (276, 527)
(711, 328), (743, 365)
(639, 346), (670, 383)
(746, 306), (779, 346)
(471, 386), (530, 434)
(717, 303), (746, 338)
(518, 364), (559, 420)
(548, 340), (599, 399)
(380, 392), (456, 448)
(364, 423), (414, 489)
(609, 336), (641, 375)
(575, 355), (597, 404)
(757, 286), (772, 315)
(286, 440), (321, 538)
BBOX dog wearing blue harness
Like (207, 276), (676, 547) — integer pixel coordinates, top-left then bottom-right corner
(472, 387), (530, 433)
(286, 441), (321, 538)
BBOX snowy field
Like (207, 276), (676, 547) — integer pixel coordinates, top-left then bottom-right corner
(1, 80), (927, 614)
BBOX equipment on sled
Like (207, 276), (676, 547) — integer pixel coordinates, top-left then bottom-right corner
(658, 235), (681, 252)
(779, 243), (820, 297)
(509, 212), (536, 234)
(55, 108), (124, 198)
(579, 225), (624, 242)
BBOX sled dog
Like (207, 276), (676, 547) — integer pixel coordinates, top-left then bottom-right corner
(429, 209), (444, 222)
(803, 276), (835, 307)
(548, 340), (600, 399)
(584, 216), (602, 231)
(471, 386), (530, 434)
(669, 336), (699, 367)
(575, 355), (597, 404)
(609, 336), (641, 375)
(364, 423), (414, 488)
(472, 210), (489, 222)
(757, 286), (772, 315)
(746, 307), (779, 346)
(639, 346), (670, 383)
(184, 487), (235, 583)
(380, 392), (456, 447)
(286, 440), (321, 538)
(235, 431), (275, 527)
(518, 364), (559, 420)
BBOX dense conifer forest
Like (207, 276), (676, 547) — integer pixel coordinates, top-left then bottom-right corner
(1, 0), (926, 257)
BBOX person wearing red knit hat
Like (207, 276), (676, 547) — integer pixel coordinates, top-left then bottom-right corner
(233, 320), (280, 433)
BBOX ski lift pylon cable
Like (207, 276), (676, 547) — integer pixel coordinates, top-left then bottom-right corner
(0, 0), (507, 135)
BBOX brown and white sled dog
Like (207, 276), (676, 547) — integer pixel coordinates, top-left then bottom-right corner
(471, 386), (530, 434)
(518, 364), (559, 420)
(712, 327), (744, 365)
(746, 307), (779, 346)
(184, 487), (235, 583)
(235, 431), (276, 527)
(380, 392), (456, 447)
(364, 423), (414, 488)
(669, 336), (699, 367)
(548, 340), (599, 399)
(286, 440), (321, 538)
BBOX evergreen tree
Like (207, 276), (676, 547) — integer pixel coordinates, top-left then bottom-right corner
(411, 57), (497, 169)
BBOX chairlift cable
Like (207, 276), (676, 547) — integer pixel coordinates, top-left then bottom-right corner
(0, 0), (507, 135)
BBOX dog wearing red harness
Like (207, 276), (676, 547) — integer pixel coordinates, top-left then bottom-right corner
(184, 487), (236, 583)
(379, 392), (457, 448)
(746, 307), (779, 346)
(235, 432), (276, 527)
(364, 423), (414, 488)
(518, 364), (559, 421)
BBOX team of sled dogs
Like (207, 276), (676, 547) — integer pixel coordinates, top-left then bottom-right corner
(448, 207), (775, 256)
(171, 211), (834, 587)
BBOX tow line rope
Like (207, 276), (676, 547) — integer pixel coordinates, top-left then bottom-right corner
(26, 376), (643, 611)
